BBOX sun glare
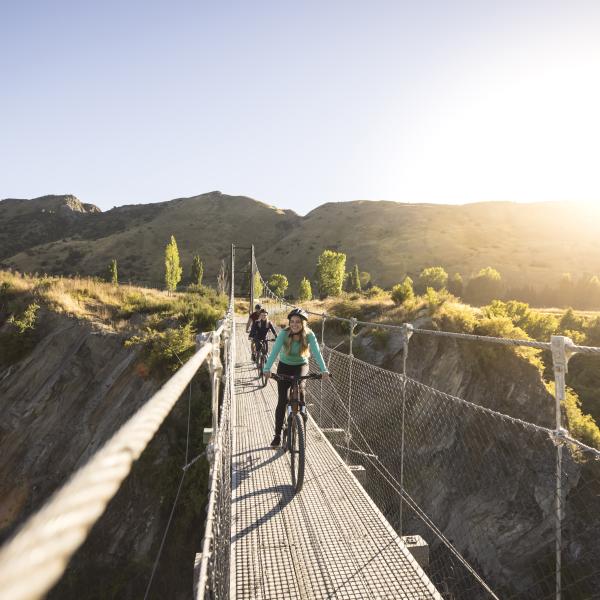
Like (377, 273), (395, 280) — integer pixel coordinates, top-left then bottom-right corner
(386, 39), (600, 206)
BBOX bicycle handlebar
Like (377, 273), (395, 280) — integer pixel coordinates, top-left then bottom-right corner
(271, 373), (326, 382)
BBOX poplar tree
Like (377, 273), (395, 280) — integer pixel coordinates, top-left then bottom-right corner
(108, 259), (118, 286)
(298, 277), (313, 302)
(164, 235), (182, 293)
(316, 250), (346, 297)
(350, 264), (361, 292)
(190, 255), (203, 286)
(253, 272), (263, 300)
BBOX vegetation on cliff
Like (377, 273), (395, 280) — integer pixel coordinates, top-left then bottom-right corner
(0, 270), (227, 374)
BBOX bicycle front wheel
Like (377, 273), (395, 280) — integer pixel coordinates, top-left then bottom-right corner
(255, 346), (261, 371)
(258, 355), (267, 387)
(288, 413), (305, 493)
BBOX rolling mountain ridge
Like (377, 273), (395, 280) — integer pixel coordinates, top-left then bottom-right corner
(1, 192), (599, 293)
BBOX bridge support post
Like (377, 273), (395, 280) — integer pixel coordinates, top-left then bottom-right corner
(402, 535), (429, 569)
(319, 314), (327, 428)
(250, 245), (255, 310)
(399, 323), (413, 536)
(345, 318), (358, 464)
(550, 335), (575, 600)
(207, 330), (224, 460)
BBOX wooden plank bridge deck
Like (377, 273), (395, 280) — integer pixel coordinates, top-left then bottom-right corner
(230, 321), (442, 599)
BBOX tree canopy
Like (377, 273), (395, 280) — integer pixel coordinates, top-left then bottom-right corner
(298, 277), (313, 302)
(418, 266), (448, 292)
(190, 255), (203, 286)
(164, 235), (182, 293)
(465, 267), (502, 305)
(316, 250), (346, 297)
(391, 276), (414, 305)
(268, 273), (288, 298)
(108, 259), (118, 286)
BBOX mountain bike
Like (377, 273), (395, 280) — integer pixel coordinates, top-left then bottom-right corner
(255, 339), (275, 387)
(272, 373), (323, 493)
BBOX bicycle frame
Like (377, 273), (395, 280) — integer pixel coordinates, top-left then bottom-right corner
(272, 373), (322, 492)
(255, 338), (276, 387)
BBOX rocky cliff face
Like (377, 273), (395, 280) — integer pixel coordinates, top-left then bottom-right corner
(350, 327), (600, 598)
(0, 195), (102, 261)
(0, 314), (211, 599)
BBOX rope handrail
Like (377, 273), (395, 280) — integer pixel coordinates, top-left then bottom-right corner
(0, 311), (232, 600)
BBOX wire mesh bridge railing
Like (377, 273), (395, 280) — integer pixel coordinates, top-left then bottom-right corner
(250, 250), (600, 600)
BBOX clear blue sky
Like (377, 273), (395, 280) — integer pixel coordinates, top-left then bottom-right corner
(2, 0), (599, 213)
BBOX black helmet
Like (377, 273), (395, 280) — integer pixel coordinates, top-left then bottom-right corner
(255, 304), (262, 310)
(287, 307), (308, 321)
(260, 308), (268, 315)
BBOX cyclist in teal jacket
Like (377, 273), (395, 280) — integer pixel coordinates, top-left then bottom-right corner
(263, 307), (329, 447)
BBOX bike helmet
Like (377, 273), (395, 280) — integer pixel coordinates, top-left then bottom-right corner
(287, 307), (308, 321)
(255, 303), (262, 310)
(260, 308), (268, 315)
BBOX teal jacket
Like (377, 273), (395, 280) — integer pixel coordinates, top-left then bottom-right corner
(263, 329), (328, 373)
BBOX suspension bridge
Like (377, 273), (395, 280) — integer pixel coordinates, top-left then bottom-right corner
(1, 244), (600, 599)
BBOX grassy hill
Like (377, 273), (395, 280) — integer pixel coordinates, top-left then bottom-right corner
(2, 192), (599, 295)
(257, 200), (600, 292)
(1, 192), (300, 286)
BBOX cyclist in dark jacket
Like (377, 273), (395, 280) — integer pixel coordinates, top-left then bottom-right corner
(246, 304), (262, 333)
(246, 304), (262, 360)
(249, 309), (277, 350)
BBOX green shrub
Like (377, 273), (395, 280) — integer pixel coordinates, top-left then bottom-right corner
(365, 286), (385, 298)
(436, 304), (477, 333)
(391, 277), (414, 305)
(424, 287), (452, 315)
(371, 327), (390, 350)
(559, 308), (584, 335)
(561, 328), (586, 344)
(465, 267), (503, 305)
(483, 300), (558, 341)
(475, 314), (528, 339)
(585, 317), (600, 346)
(547, 382), (600, 449)
(8, 302), (40, 333)
(126, 323), (197, 375)
(418, 266), (448, 292)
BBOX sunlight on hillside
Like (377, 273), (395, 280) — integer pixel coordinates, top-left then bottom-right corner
(0, 271), (226, 330)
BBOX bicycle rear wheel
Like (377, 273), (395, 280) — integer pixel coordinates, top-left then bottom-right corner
(255, 344), (261, 370)
(288, 413), (305, 492)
